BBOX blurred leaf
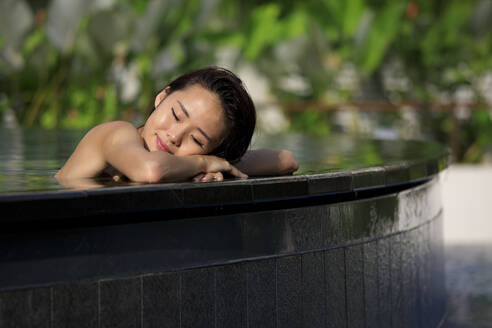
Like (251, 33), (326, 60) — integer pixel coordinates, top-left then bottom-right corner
(291, 110), (331, 136)
(40, 105), (57, 129)
(322, 0), (344, 27)
(360, 142), (383, 166)
(136, 53), (152, 75)
(244, 4), (283, 60)
(343, 0), (365, 38)
(283, 8), (308, 39)
(23, 28), (46, 55)
(123, 0), (149, 14)
(102, 85), (117, 121)
(421, 0), (472, 67)
(360, 3), (406, 74)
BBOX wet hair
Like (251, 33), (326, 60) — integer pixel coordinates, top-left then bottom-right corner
(153, 66), (256, 163)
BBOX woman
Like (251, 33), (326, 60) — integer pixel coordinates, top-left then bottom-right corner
(56, 67), (298, 184)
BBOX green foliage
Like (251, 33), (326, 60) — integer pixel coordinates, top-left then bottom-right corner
(360, 3), (406, 74)
(1, 0), (492, 162)
(290, 110), (331, 136)
(243, 4), (308, 60)
(22, 28), (46, 56)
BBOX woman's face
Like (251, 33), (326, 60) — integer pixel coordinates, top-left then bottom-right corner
(140, 84), (227, 156)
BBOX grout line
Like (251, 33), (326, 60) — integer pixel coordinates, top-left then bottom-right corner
(275, 259), (278, 328)
(245, 264), (248, 328)
(50, 287), (54, 328)
(361, 244), (366, 326)
(97, 281), (101, 328)
(322, 250), (327, 328)
(179, 273), (182, 328)
(214, 269), (217, 328)
(140, 276), (143, 328)
(300, 254), (303, 326)
(343, 249), (348, 328)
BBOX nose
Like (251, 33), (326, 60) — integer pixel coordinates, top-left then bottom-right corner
(168, 126), (184, 147)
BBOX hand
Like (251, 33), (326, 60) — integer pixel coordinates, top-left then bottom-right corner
(201, 155), (248, 179)
(235, 149), (299, 176)
(192, 172), (224, 182)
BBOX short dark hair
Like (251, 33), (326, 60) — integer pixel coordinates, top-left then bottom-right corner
(157, 66), (256, 163)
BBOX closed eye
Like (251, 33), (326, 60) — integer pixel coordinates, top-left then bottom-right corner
(192, 135), (204, 148)
(171, 107), (179, 121)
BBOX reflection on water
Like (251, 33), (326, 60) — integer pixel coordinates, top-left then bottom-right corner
(0, 128), (86, 193)
(0, 127), (446, 194)
(251, 132), (445, 175)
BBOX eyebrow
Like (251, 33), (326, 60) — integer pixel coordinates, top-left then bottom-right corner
(197, 128), (212, 142)
(177, 100), (212, 142)
(177, 100), (190, 118)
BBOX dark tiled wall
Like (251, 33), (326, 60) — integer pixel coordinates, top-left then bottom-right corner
(0, 215), (445, 328)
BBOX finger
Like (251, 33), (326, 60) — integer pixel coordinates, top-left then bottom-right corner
(215, 172), (224, 181)
(193, 173), (205, 182)
(228, 165), (248, 179)
(201, 173), (215, 182)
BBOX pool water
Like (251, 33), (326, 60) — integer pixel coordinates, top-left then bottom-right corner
(0, 127), (445, 193)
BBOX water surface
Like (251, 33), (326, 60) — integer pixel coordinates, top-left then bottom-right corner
(0, 127), (446, 194)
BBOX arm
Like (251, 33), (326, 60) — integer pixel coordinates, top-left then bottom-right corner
(55, 121), (246, 183)
(234, 149), (299, 176)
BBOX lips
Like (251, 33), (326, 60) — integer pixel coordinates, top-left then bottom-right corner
(156, 135), (169, 153)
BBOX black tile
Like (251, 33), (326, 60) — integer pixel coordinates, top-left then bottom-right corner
(390, 234), (404, 328)
(183, 180), (252, 205)
(215, 264), (246, 328)
(324, 196), (398, 249)
(325, 248), (347, 328)
(100, 278), (141, 328)
(302, 252), (325, 328)
(181, 268), (214, 328)
(242, 211), (286, 256)
(429, 219), (441, 328)
(324, 203), (354, 248)
(307, 172), (352, 194)
(142, 273), (179, 328)
(352, 167), (385, 190)
(400, 231), (417, 328)
(53, 281), (98, 328)
(0, 287), (50, 328)
(242, 207), (324, 257)
(246, 259), (276, 328)
(417, 224), (432, 328)
(363, 241), (379, 328)
(251, 176), (308, 201)
(285, 207), (323, 252)
(409, 229), (421, 327)
(345, 244), (365, 328)
(0, 191), (88, 223)
(377, 237), (392, 328)
(408, 161), (428, 181)
(352, 196), (398, 238)
(385, 163), (410, 186)
(276, 256), (302, 328)
(86, 186), (184, 215)
(434, 214), (446, 324)
(426, 159), (439, 176)
(397, 178), (441, 232)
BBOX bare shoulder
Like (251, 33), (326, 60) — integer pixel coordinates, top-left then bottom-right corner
(56, 121), (141, 179)
(80, 121), (142, 148)
(86, 121), (138, 139)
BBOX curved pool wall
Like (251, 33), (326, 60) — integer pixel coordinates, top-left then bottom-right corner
(0, 136), (448, 327)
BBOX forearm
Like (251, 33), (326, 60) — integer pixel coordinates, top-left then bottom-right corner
(148, 153), (207, 182)
(113, 151), (206, 183)
(235, 149), (299, 176)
